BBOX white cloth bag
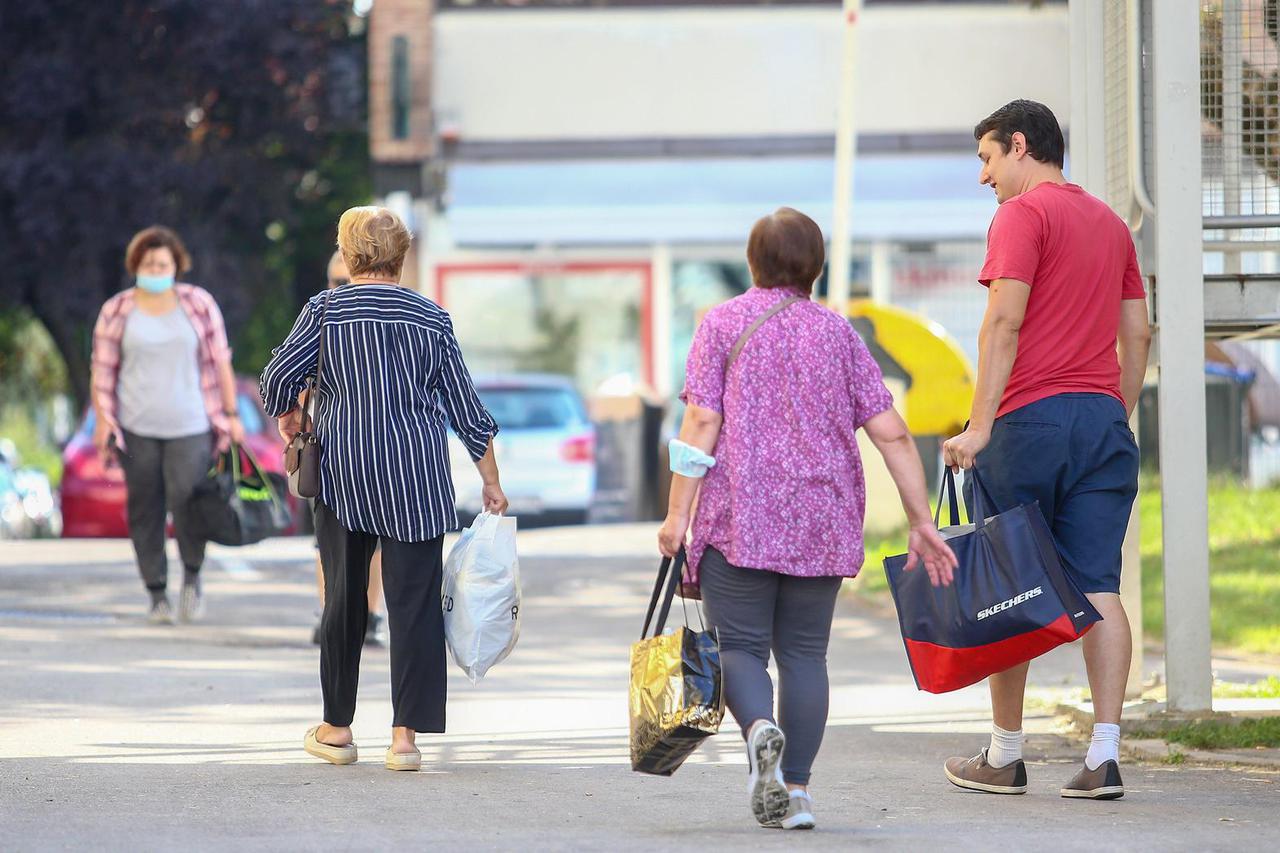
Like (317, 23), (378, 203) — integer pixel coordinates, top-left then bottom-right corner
(442, 512), (521, 683)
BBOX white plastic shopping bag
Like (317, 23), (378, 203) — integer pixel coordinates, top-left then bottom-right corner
(442, 512), (521, 683)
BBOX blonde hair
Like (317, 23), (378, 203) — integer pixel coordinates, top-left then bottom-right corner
(336, 206), (412, 279)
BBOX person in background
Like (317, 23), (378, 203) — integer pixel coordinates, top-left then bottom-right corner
(307, 250), (386, 647)
(261, 206), (507, 771)
(941, 100), (1149, 801)
(658, 207), (957, 830)
(90, 226), (245, 624)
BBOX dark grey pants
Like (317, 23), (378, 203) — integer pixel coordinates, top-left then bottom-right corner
(315, 501), (446, 732)
(118, 429), (213, 593)
(698, 546), (844, 785)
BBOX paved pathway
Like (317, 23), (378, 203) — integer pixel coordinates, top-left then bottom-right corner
(1, 531), (1275, 850)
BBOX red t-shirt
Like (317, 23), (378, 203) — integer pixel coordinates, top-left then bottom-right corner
(979, 182), (1146, 418)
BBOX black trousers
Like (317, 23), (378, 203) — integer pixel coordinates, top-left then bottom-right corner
(118, 429), (213, 592)
(315, 501), (447, 731)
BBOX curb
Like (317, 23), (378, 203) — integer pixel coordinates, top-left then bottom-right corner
(1057, 703), (1280, 770)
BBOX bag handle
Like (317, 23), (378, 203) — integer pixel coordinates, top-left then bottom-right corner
(968, 467), (993, 531)
(724, 295), (805, 377)
(641, 548), (686, 640)
(932, 466), (962, 529)
(234, 442), (288, 514)
(297, 291), (334, 436)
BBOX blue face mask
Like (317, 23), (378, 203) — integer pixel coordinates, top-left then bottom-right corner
(136, 273), (175, 293)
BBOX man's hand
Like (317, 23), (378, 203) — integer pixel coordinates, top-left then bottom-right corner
(942, 425), (991, 472)
(658, 512), (690, 558)
(902, 523), (958, 587)
(276, 408), (302, 443)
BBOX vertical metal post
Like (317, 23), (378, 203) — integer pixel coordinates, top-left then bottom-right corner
(651, 243), (674, 399)
(1152, 1), (1213, 713)
(869, 240), (891, 305)
(828, 0), (863, 312)
(1223, 0), (1243, 275)
(1073, 0), (1146, 699)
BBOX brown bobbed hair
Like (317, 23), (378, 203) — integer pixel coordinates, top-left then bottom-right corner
(336, 206), (412, 279)
(746, 207), (825, 294)
(124, 226), (192, 276)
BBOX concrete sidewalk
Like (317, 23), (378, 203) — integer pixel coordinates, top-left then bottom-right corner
(1, 528), (1276, 850)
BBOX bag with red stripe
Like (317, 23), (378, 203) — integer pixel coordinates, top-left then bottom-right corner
(883, 468), (1101, 694)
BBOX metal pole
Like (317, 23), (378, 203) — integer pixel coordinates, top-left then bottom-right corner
(1223, 0), (1243, 275)
(1152, 1), (1213, 713)
(828, 0), (863, 312)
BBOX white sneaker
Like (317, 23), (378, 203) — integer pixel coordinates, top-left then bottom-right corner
(148, 598), (174, 625)
(775, 790), (816, 830)
(178, 586), (205, 623)
(746, 721), (790, 827)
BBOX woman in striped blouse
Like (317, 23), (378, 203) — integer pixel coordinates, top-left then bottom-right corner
(261, 206), (507, 771)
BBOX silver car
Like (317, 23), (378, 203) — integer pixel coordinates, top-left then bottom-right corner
(448, 375), (596, 525)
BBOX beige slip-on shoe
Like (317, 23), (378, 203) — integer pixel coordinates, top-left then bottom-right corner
(385, 748), (422, 772)
(304, 726), (358, 765)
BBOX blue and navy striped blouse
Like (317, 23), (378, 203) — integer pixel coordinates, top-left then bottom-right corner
(260, 284), (498, 543)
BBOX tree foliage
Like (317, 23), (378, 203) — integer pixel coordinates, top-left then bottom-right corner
(0, 0), (369, 408)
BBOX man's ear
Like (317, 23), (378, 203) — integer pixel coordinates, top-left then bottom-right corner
(1010, 131), (1027, 160)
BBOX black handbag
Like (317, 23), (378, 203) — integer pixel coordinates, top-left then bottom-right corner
(285, 294), (330, 499)
(188, 443), (291, 546)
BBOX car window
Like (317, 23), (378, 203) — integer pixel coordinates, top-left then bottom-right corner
(237, 392), (265, 434)
(476, 388), (585, 430)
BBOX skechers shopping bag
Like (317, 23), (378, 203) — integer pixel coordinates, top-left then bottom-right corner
(629, 548), (724, 776)
(442, 512), (521, 684)
(187, 443), (291, 546)
(883, 468), (1101, 694)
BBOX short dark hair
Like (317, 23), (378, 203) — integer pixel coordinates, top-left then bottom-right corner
(124, 226), (191, 276)
(974, 100), (1065, 169)
(746, 207), (825, 294)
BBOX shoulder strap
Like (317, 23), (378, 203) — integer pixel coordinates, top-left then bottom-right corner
(724, 295), (805, 376)
(297, 292), (332, 434)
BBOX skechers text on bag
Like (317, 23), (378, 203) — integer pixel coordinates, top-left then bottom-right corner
(883, 468), (1101, 694)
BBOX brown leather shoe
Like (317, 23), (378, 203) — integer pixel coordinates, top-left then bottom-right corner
(944, 748), (1028, 794)
(1060, 759), (1124, 799)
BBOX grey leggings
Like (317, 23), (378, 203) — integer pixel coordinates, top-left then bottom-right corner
(118, 429), (213, 592)
(698, 546), (843, 785)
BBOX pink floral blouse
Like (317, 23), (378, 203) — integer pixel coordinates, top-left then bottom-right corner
(681, 286), (894, 584)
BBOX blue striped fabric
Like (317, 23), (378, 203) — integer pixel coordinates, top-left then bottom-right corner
(260, 284), (498, 542)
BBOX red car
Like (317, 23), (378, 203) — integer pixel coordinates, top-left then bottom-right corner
(61, 378), (298, 537)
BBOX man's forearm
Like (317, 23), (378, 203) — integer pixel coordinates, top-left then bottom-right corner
(1118, 338), (1150, 418)
(969, 321), (1020, 432)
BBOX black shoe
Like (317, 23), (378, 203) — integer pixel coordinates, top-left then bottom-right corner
(365, 612), (386, 647)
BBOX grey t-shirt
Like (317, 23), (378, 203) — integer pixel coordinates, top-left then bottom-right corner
(118, 308), (211, 438)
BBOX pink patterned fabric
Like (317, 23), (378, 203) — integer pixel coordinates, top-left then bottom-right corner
(681, 286), (894, 584)
(91, 284), (233, 452)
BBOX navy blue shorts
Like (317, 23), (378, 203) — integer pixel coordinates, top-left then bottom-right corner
(964, 393), (1140, 595)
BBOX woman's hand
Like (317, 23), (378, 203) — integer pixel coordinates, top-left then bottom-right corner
(658, 512), (690, 558)
(92, 419), (115, 467)
(482, 482), (509, 515)
(903, 523), (959, 587)
(228, 414), (246, 445)
(277, 408), (302, 443)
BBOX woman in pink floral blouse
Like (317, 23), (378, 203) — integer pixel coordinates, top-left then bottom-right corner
(658, 207), (956, 831)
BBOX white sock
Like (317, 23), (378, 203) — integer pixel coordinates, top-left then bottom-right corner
(1085, 723), (1121, 770)
(987, 724), (1023, 768)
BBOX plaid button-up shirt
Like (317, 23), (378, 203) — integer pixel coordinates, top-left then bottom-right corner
(91, 284), (234, 451)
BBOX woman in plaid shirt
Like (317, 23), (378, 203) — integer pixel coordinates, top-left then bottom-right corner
(90, 226), (245, 625)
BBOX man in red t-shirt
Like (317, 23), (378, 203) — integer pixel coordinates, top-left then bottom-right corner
(940, 100), (1152, 801)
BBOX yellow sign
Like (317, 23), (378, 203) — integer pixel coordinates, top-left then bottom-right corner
(846, 300), (974, 436)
